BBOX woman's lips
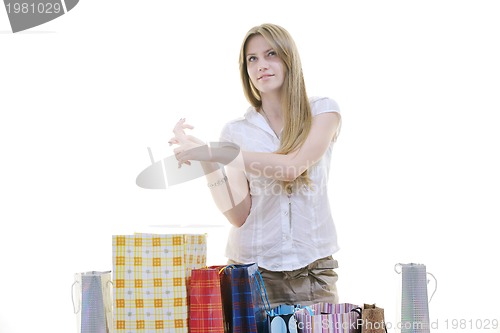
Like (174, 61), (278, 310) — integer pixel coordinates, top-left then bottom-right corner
(258, 74), (274, 80)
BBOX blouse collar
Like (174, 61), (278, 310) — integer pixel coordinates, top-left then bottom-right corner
(244, 106), (280, 140)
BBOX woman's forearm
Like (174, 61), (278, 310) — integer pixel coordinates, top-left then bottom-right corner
(209, 113), (339, 181)
(210, 147), (308, 182)
(201, 161), (251, 227)
(242, 151), (307, 182)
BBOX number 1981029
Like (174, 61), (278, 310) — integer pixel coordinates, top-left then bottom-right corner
(6, 2), (62, 14)
(444, 319), (498, 330)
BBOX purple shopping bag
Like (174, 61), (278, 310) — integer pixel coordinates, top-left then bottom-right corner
(294, 303), (361, 333)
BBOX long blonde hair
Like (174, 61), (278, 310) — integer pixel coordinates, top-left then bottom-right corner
(239, 23), (312, 192)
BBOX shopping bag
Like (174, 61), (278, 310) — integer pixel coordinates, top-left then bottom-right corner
(189, 266), (225, 333)
(220, 263), (265, 333)
(112, 233), (206, 332)
(268, 314), (298, 333)
(72, 271), (113, 333)
(267, 305), (300, 333)
(361, 304), (386, 333)
(294, 302), (361, 333)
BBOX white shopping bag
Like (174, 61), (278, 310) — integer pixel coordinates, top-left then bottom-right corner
(72, 271), (113, 333)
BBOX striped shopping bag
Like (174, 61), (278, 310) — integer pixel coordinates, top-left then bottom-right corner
(72, 271), (113, 333)
(294, 303), (361, 333)
(189, 266), (225, 333)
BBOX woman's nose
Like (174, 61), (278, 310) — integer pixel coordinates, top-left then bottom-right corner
(258, 60), (269, 71)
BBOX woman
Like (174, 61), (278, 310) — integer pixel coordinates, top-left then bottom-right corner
(171, 23), (342, 307)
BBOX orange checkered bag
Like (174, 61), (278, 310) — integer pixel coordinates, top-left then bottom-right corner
(112, 233), (207, 332)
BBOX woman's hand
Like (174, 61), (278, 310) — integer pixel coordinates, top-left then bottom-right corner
(169, 118), (211, 167)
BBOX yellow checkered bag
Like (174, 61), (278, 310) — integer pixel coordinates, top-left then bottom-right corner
(112, 233), (207, 332)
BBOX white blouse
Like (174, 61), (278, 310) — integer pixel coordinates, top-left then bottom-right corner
(220, 96), (340, 271)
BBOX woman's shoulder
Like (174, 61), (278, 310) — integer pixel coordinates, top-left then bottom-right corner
(223, 116), (246, 127)
(309, 96), (340, 116)
(219, 107), (254, 141)
(220, 117), (243, 138)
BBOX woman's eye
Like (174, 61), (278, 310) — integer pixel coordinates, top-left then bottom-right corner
(268, 51), (276, 56)
(248, 56), (256, 62)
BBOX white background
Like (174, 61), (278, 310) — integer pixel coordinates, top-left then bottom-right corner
(1, 1), (499, 332)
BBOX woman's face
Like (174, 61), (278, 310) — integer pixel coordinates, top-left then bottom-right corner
(245, 34), (285, 96)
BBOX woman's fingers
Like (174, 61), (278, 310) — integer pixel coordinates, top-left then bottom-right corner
(176, 155), (192, 168)
(168, 137), (179, 146)
(173, 147), (192, 168)
(171, 118), (199, 167)
(173, 118), (194, 134)
(172, 119), (186, 136)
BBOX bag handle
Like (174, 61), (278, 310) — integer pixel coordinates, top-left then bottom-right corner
(394, 263), (438, 303)
(71, 281), (81, 314)
(302, 306), (314, 315)
(253, 270), (272, 315)
(219, 264), (236, 275)
(427, 272), (437, 303)
(105, 280), (113, 313)
(351, 307), (362, 317)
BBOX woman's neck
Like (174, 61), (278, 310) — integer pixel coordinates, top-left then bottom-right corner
(260, 94), (282, 118)
(260, 94), (284, 139)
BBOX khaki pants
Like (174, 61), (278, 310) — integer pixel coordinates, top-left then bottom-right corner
(229, 256), (339, 309)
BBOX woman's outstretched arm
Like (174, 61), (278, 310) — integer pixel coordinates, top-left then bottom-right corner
(170, 121), (251, 227)
(173, 112), (341, 182)
(239, 112), (341, 181)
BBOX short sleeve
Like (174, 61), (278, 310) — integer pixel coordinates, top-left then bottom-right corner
(310, 96), (341, 142)
(219, 122), (233, 143)
(310, 96), (340, 117)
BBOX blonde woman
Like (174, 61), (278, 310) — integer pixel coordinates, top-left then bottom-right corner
(171, 23), (342, 307)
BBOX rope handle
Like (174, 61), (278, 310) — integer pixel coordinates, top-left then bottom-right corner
(394, 263), (438, 303)
(427, 272), (437, 303)
(351, 307), (362, 317)
(71, 280), (81, 314)
(72, 272), (113, 315)
(105, 280), (114, 313)
(302, 305), (314, 315)
(218, 264), (236, 275)
(253, 270), (272, 315)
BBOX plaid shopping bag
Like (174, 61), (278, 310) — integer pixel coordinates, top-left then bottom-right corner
(294, 303), (361, 333)
(72, 271), (113, 333)
(112, 233), (206, 332)
(220, 263), (266, 333)
(189, 266), (225, 333)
